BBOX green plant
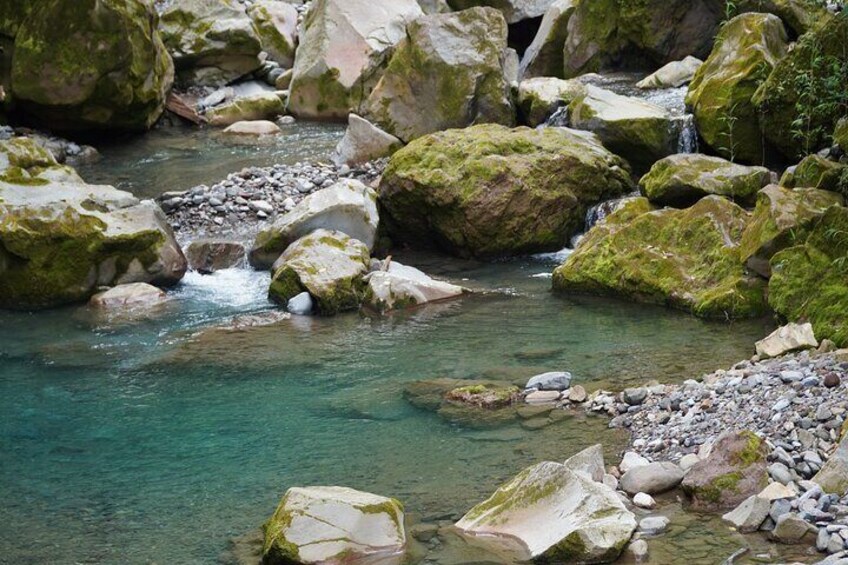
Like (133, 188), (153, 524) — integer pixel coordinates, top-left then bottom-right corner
(719, 103), (740, 162)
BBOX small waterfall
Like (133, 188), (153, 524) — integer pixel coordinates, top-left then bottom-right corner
(544, 105), (570, 127)
(676, 114), (699, 154)
(584, 197), (634, 232)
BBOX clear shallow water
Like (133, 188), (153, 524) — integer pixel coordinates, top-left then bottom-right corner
(75, 122), (345, 199)
(0, 250), (793, 564)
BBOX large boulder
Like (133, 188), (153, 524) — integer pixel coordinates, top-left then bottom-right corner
(568, 85), (676, 174)
(754, 14), (848, 161)
(734, 0), (831, 37)
(287, 0), (422, 120)
(262, 486), (406, 565)
(553, 196), (768, 319)
(363, 261), (465, 313)
(739, 184), (843, 277)
(639, 154), (772, 208)
(365, 7), (515, 143)
(250, 179), (379, 269)
(89, 282), (167, 310)
(755, 322), (819, 359)
(332, 114), (403, 167)
(0, 140), (186, 310)
(446, 0), (554, 23)
(268, 229), (370, 315)
(517, 77), (585, 126)
(780, 155), (848, 193)
(686, 13), (789, 165)
(160, 0), (262, 87)
(456, 461), (636, 562)
(247, 0), (298, 69)
(681, 430), (769, 511)
(620, 462), (684, 495)
(378, 124), (633, 258)
(518, 0), (577, 78)
(768, 206), (848, 347)
(10, 0), (173, 131)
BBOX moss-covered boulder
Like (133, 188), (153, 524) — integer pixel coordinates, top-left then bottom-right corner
(268, 229), (370, 315)
(754, 13), (848, 161)
(365, 7), (515, 143)
(247, 0), (298, 69)
(517, 77), (585, 127)
(686, 13), (789, 164)
(0, 0), (39, 39)
(445, 382), (521, 409)
(836, 118), (848, 152)
(681, 430), (769, 511)
(456, 461), (636, 562)
(379, 124), (634, 258)
(262, 486), (406, 565)
(288, 0), (422, 120)
(160, 0), (261, 87)
(0, 140), (186, 310)
(10, 0), (173, 132)
(640, 154), (772, 208)
(553, 196), (768, 319)
(518, 0), (577, 78)
(734, 0), (831, 37)
(739, 184), (843, 278)
(769, 206), (848, 346)
(780, 155), (848, 195)
(205, 92), (285, 127)
(569, 85), (675, 174)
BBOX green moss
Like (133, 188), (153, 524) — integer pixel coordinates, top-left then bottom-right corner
(261, 493), (301, 564)
(782, 155), (848, 193)
(445, 383), (520, 409)
(697, 472), (745, 503)
(462, 465), (560, 525)
(360, 498), (404, 532)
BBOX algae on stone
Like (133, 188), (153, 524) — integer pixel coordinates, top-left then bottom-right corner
(780, 155), (848, 195)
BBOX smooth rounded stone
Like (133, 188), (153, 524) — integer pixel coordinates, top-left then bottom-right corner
(185, 240), (246, 273)
(620, 452), (650, 474)
(286, 292), (313, 315)
(826, 373), (842, 388)
(722, 495), (770, 533)
(526, 371), (572, 392)
(333, 114), (403, 167)
(262, 486), (406, 564)
(250, 178), (379, 268)
(758, 482), (797, 502)
(567, 385), (588, 403)
(623, 387), (648, 406)
(771, 513), (814, 544)
(363, 262), (465, 314)
(620, 462), (684, 496)
(679, 454), (701, 472)
(563, 444), (605, 482)
(89, 283), (167, 309)
(638, 516), (669, 535)
(525, 390), (561, 405)
(222, 120), (281, 136)
(206, 92), (286, 127)
(455, 461), (637, 563)
(636, 56), (703, 89)
(633, 492), (656, 509)
(756, 323), (820, 359)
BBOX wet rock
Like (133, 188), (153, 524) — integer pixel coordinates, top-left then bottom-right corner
(89, 283), (167, 309)
(636, 56), (703, 89)
(620, 462), (684, 496)
(185, 240), (246, 273)
(638, 515), (669, 535)
(525, 390), (561, 405)
(567, 385), (587, 403)
(222, 120), (281, 136)
(517, 77), (585, 127)
(206, 92), (286, 126)
(363, 262), (464, 314)
(627, 538), (649, 561)
(445, 383), (521, 409)
(286, 291), (314, 315)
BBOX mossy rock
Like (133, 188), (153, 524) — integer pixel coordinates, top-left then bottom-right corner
(836, 118), (848, 152)
(378, 123), (634, 258)
(517, 76), (585, 127)
(769, 206), (848, 347)
(739, 184), (843, 278)
(734, 0), (831, 37)
(11, 0), (174, 132)
(553, 196), (768, 319)
(753, 13), (848, 161)
(640, 153), (772, 208)
(445, 383), (521, 409)
(0, 0), (41, 39)
(780, 155), (848, 195)
(686, 13), (789, 165)
(247, 0), (298, 69)
(206, 92), (286, 127)
(519, 0), (577, 79)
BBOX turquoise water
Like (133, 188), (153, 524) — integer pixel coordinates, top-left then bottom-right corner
(0, 250), (789, 564)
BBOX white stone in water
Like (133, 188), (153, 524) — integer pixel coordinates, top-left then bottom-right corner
(627, 538), (649, 561)
(287, 292), (313, 315)
(633, 492), (656, 509)
(525, 390), (561, 405)
(620, 451), (650, 474)
(638, 516), (669, 535)
(755, 323), (819, 359)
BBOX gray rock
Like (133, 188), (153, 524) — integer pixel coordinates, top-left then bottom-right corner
(287, 291), (314, 315)
(526, 371), (573, 391)
(639, 515), (670, 535)
(772, 513), (813, 544)
(333, 114), (403, 167)
(624, 387), (648, 406)
(564, 444), (605, 482)
(620, 462), (684, 495)
(722, 495), (770, 533)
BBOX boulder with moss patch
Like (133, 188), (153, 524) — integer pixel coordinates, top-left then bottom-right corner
(247, 0), (298, 69)
(686, 13), (789, 164)
(553, 196), (768, 319)
(518, 0), (577, 78)
(836, 118), (848, 152)
(780, 155), (848, 194)
(267, 229), (370, 315)
(262, 486), (406, 565)
(739, 184), (843, 277)
(517, 77), (585, 127)
(363, 261), (465, 313)
(681, 430), (769, 511)
(288, 0), (422, 120)
(768, 206), (848, 347)
(445, 382), (521, 409)
(734, 0), (831, 37)
(640, 154), (772, 208)
(456, 461), (636, 562)
(205, 91), (286, 127)
(379, 124), (633, 258)
(365, 7), (515, 142)
(10, 0), (173, 132)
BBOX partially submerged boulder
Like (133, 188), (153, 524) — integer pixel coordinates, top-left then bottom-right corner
(553, 196), (768, 319)
(637, 56), (703, 89)
(247, 0), (298, 69)
(686, 13), (789, 164)
(205, 92), (286, 127)
(287, 0), (422, 119)
(639, 154), (772, 208)
(185, 240), (247, 273)
(444, 382), (521, 409)
(738, 184), (843, 277)
(755, 323), (819, 359)
(222, 120), (281, 136)
(89, 283), (167, 309)
(262, 486), (406, 565)
(455, 461), (636, 562)
(379, 124), (633, 258)
(518, 0), (577, 79)
(333, 114), (403, 167)
(568, 85), (675, 174)
(251, 179), (379, 269)
(365, 7), (515, 142)
(682, 430), (769, 511)
(517, 77), (585, 127)
(363, 262), (465, 313)
(160, 0), (261, 87)
(267, 229), (370, 315)
(10, 0), (173, 131)
(768, 206), (848, 347)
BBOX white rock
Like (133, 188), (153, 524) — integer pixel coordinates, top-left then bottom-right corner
(363, 262), (464, 313)
(89, 282), (167, 309)
(287, 291), (314, 315)
(564, 444), (604, 482)
(526, 371), (572, 391)
(755, 323), (819, 359)
(679, 453), (701, 472)
(620, 451), (650, 474)
(620, 462), (684, 495)
(636, 56), (703, 89)
(638, 515), (669, 535)
(722, 495), (770, 533)
(627, 538), (649, 561)
(333, 114), (403, 166)
(757, 482), (797, 501)
(633, 492), (656, 509)
(223, 120), (281, 136)
(525, 390), (561, 405)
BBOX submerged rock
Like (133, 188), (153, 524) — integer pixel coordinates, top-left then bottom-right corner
(262, 486), (406, 565)
(755, 323), (819, 359)
(333, 114), (403, 167)
(89, 283), (167, 309)
(379, 124), (633, 258)
(222, 120), (281, 136)
(268, 229), (370, 315)
(363, 262), (464, 313)
(553, 196), (768, 319)
(636, 56), (703, 89)
(455, 461), (636, 562)
(366, 7), (515, 142)
(639, 154), (772, 208)
(250, 178), (379, 268)
(444, 382), (521, 409)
